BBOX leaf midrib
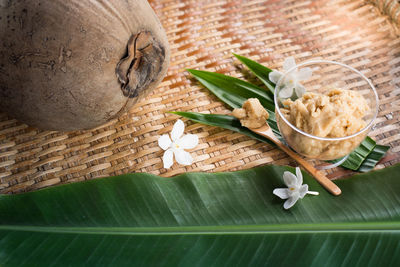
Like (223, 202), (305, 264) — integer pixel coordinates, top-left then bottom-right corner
(1, 222), (399, 235)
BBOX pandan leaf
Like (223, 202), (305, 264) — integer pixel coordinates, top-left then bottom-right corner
(331, 137), (377, 170)
(187, 69), (281, 138)
(233, 53), (275, 95)
(171, 112), (274, 145)
(187, 69), (274, 112)
(358, 144), (390, 172)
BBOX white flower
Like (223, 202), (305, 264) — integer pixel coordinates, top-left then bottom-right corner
(273, 167), (319, 209)
(269, 57), (312, 98)
(158, 119), (199, 169)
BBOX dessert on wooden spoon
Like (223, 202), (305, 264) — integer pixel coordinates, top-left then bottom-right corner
(232, 98), (341, 196)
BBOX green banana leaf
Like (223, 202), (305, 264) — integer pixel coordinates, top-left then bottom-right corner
(187, 63), (389, 171)
(0, 164), (400, 266)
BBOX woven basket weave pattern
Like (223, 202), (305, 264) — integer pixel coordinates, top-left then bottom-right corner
(0, 0), (399, 193)
(369, 0), (400, 31)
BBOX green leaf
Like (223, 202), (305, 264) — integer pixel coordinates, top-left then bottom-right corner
(0, 164), (400, 266)
(358, 144), (390, 172)
(171, 111), (275, 145)
(331, 137), (377, 170)
(233, 53), (275, 95)
(186, 69), (281, 138)
(187, 69), (275, 111)
(331, 137), (389, 172)
(355, 136), (377, 158)
(173, 111), (282, 143)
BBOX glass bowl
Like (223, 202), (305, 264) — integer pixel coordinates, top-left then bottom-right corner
(274, 60), (379, 161)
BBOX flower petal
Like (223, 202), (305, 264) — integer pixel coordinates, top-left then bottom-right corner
(158, 134), (171, 150)
(284, 196), (299, 209)
(269, 71), (282, 84)
(286, 73), (298, 85)
(294, 84), (306, 98)
(174, 149), (193, 166)
(283, 57), (296, 71)
(307, 190), (319, 196)
(273, 188), (290, 199)
(296, 167), (303, 187)
(297, 67), (312, 80)
(163, 149), (174, 169)
(279, 86), (294, 98)
(171, 119), (185, 141)
(176, 134), (199, 149)
(299, 184), (308, 198)
(283, 171), (298, 188)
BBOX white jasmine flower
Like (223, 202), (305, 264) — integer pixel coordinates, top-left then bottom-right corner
(158, 119), (199, 169)
(273, 167), (319, 209)
(269, 57), (312, 98)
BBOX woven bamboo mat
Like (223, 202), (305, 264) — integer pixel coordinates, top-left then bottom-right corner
(0, 0), (399, 193)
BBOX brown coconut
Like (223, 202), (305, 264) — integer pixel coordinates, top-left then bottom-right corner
(0, 0), (170, 131)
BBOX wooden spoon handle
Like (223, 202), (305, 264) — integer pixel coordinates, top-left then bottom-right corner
(274, 141), (342, 196)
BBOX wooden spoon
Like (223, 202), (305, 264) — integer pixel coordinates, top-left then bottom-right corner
(251, 125), (342, 196)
